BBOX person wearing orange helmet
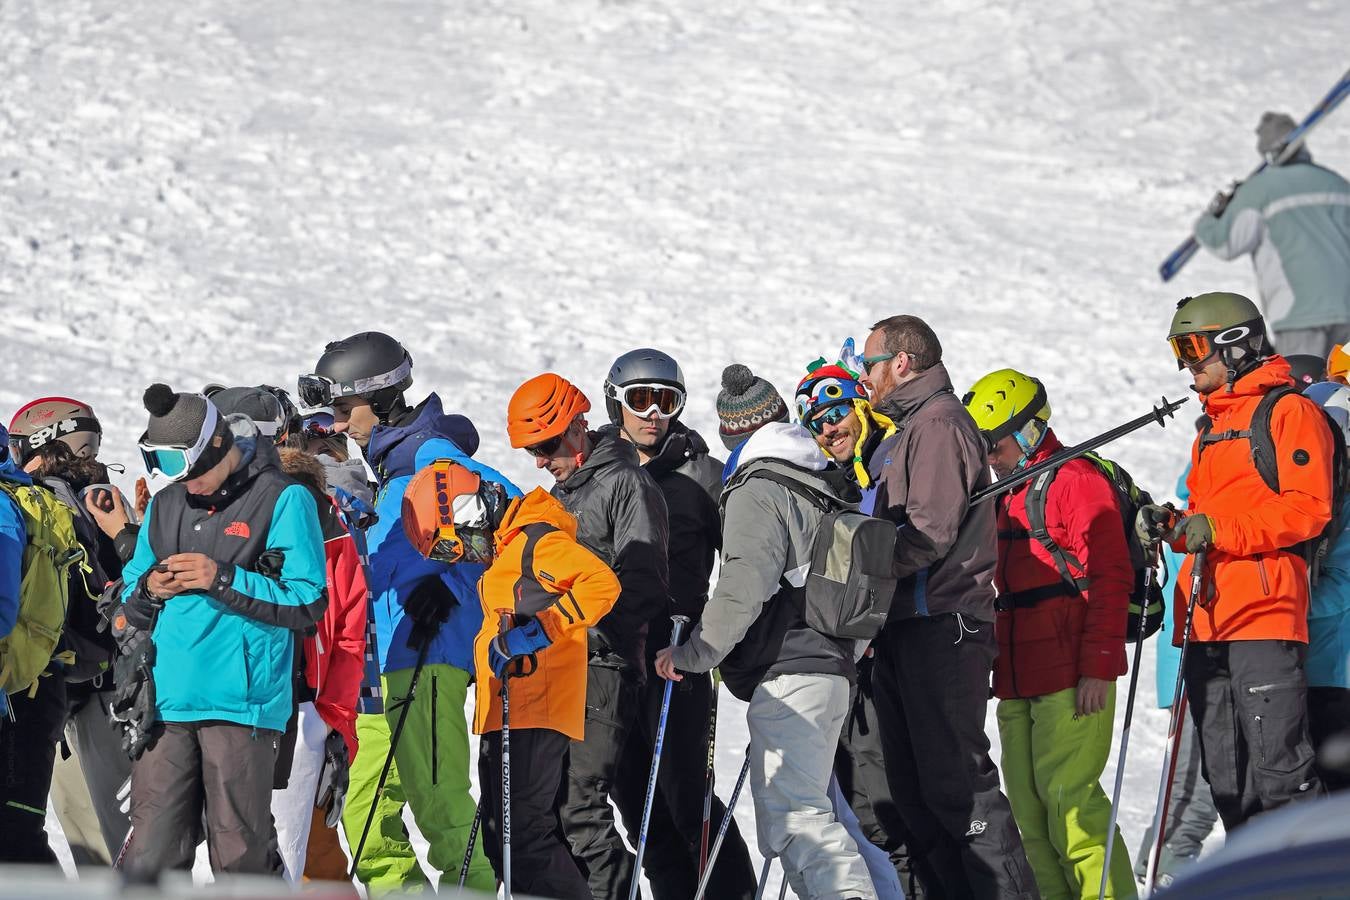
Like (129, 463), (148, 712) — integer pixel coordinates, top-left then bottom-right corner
(508, 373), (671, 900)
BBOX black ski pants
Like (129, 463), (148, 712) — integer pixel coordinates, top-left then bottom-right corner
(836, 655), (925, 899)
(0, 674), (65, 865)
(561, 660), (641, 900)
(479, 727), (591, 900)
(1185, 640), (1324, 829)
(1308, 686), (1350, 792)
(871, 613), (1038, 900)
(612, 670), (757, 900)
(125, 721), (282, 877)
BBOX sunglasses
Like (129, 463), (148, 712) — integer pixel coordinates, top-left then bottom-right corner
(524, 433), (566, 459)
(806, 404), (852, 435)
(610, 383), (686, 419)
(861, 352), (897, 374)
(1169, 333), (1214, 369)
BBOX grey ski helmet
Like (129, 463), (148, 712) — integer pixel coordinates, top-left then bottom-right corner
(300, 332), (413, 418)
(603, 348), (686, 425)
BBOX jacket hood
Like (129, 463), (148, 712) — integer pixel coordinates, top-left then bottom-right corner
(366, 393), (480, 475)
(317, 455), (376, 513)
(873, 362), (957, 420)
(1201, 356), (1296, 416)
(278, 448), (328, 493)
(556, 429), (641, 495)
(724, 422), (828, 481)
(0, 424), (33, 486)
(597, 421), (715, 480)
(496, 487), (579, 547)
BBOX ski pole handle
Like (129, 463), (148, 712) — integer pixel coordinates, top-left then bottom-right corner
(670, 614), (690, 647)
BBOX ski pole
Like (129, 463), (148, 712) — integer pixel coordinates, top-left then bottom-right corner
(753, 857), (772, 900)
(628, 615), (691, 900)
(694, 752), (752, 900)
(970, 396), (1187, 507)
(777, 869), (789, 900)
(456, 805), (482, 890)
(498, 611), (517, 900)
(1144, 546), (1208, 896)
(349, 634), (433, 879)
(698, 680), (721, 878)
(1099, 563), (1155, 899)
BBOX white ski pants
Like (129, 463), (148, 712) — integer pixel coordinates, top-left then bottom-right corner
(271, 701), (330, 883)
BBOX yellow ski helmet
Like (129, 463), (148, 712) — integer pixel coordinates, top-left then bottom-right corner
(962, 369), (1050, 448)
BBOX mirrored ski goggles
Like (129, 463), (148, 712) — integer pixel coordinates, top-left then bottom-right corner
(608, 383), (685, 419)
(805, 403), (853, 435)
(302, 411), (336, 437)
(1168, 332), (1214, 369)
(297, 358), (412, 408)
(138, 404), (219, 482)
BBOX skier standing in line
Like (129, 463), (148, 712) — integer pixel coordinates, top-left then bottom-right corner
(963, 369), (1136, 899)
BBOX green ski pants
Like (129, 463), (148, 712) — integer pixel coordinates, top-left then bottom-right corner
(996, 685), (1136, 900)
(342, 712), (430, 893)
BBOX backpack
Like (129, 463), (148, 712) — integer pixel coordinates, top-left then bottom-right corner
(747, 469), (898, 641)
(0, 480), (87, 696)
(1198, 385), (1348, 583)
(1018, 452), (1165, 641)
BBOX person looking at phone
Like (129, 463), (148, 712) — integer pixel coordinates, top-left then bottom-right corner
(117, 384), (327, 877)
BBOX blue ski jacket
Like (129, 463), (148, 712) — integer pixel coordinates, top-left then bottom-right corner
(365, 394), (520, 674)
(0, 425), (29, 643)
(1309, 494), (1350, 690)
(1155, 465), (1190, 709)
(120, 420), (328, 733)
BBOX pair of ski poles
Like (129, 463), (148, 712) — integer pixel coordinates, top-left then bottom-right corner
(1096, 547), (1208, 899)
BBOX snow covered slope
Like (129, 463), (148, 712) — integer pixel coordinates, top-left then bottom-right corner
(4, 0), (1347, 890)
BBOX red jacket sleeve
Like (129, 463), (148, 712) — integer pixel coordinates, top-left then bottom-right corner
(1050, 465), (1130, 681)
(315, 530), (368, 761)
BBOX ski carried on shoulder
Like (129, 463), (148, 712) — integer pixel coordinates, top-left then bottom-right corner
(1158, 67), (1350, 283)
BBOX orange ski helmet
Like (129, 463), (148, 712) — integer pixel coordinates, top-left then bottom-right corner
(507, 374), (591, 449)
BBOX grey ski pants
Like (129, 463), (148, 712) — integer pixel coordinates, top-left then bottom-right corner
(748, 672), (877, 900)
(1133, 712), (1218, 882)
(125, 721), (282, 877)
(50, 690), (133, 867)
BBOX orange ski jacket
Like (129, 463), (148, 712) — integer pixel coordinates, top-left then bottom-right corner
(1175, 357), (1334, 644)
(472, 488), (620, 740)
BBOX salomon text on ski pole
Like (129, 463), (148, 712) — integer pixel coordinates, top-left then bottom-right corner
(1144, 547), (1208, 895)
(628, 615), (691, 900)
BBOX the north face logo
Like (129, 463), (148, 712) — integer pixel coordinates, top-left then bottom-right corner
(224, 521), (250, 538)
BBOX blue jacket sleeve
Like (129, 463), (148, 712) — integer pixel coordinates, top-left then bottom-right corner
(414, 439), (523, 500)
(0, 493), (24, 640)
(207, 484), (329, 630)
(119, 498), (165, 629)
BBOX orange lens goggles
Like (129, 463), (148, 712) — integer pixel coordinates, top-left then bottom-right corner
(1169, 333), (1213, 368)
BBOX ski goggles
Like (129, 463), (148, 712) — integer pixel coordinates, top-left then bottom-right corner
(138, 403), (219, 482)
(302, 410), (336, 438)
(404, 462), (493, 564)
(804, 403), (853, 435)
(607, 382), (686, 419)
(524, 433), (567, 459)
(1168, 332), (1215, 369)
(297, 357), (413, 409)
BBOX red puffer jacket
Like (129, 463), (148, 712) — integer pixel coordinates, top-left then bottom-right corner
(304, 495), (369, 761)
(992, 432), (1131, 700)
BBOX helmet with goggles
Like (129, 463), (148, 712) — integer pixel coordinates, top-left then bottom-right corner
(962, 369), (1051, 454)
(299, 332), (413, 418)
(795, 363), (867, 430)
(1167, 292), (1270, 377)
(402, 459), (510, 565)
(603, 349), (687, 425)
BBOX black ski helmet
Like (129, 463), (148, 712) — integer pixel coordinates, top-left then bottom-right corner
(1284, 354), (1327, 389)
(603, 348), (686, 425)
(300, 332), (413, 418)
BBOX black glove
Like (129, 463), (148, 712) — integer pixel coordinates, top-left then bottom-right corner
(404, 578), (457, 650)
(1168, 514), (1215, 553)
(1134, 504), (1178, 546)
(315, 730), (350, 828)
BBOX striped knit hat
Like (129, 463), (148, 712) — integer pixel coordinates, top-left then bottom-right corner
(717, 363), (789, 451)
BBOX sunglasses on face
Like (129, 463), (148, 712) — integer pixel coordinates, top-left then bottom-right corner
(524, 433), (566, 459)
(302, 411), (336, 437)
(861, 352), (897, 374)
(611, 383), (686, 419)
(806, 404), (852, 435)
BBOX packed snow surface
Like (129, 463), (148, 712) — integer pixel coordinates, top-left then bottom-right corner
(4, 0), (1348, 892)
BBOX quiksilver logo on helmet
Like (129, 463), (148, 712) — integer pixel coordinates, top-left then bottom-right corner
(1214, 325), (1251, 346)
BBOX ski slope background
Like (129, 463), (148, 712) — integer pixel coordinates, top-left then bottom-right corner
(2, 0), (1348, 892)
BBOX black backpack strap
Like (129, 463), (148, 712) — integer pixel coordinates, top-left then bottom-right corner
(1196, 386), (1295, 495)
(1021, 467), (1091, 595)
(745, 468), (840, 514)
